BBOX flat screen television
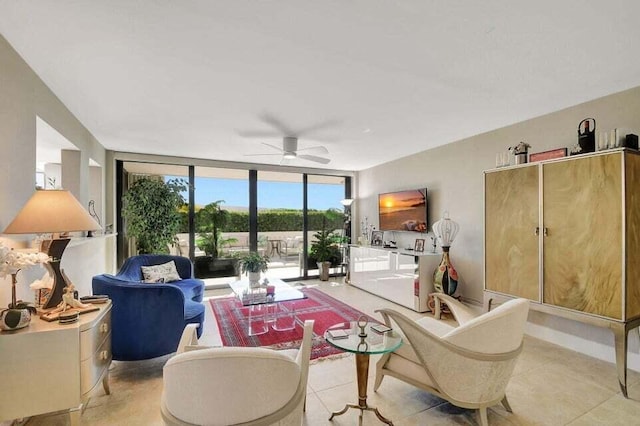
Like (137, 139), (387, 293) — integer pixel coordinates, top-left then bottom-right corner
(378, 188), (428, 232)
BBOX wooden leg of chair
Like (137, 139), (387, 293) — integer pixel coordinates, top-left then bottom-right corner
(374, 371), (384, 391)
(478, 407), (488, 426)
(501, 395), (513, 413)
(374, 354), (389, 391)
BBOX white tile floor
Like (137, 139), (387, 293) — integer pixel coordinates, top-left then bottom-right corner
(17, 278), (640, 425)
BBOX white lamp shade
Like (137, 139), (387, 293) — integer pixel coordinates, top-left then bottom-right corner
(340, 198), (354, 207)
(432, 211), (459, 248)
(3, 190), (101, 234)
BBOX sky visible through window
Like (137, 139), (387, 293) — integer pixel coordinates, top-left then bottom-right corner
(166, 176), (343, 210)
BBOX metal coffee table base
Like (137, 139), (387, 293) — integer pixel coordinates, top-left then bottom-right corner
(328, 353), (393, 425)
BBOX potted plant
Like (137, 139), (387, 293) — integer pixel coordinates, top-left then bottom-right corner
(238, 251), (269, 286)
(122, 177), (187, 254)
(196, 200), (229, 258)
(310, 218), (342, 281)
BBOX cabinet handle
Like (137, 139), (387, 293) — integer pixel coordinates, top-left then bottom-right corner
(100, 350), (109, 360)
(101, 323), (109, 333)
(543, 227), (548, 237)
(534, 227), (539, 236)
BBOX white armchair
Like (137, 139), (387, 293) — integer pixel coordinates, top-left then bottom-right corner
(161, 320), (314, 426)
(374, 295), (529, 426)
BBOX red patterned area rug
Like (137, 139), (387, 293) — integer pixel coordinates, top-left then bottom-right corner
(209, 287), (380, 360)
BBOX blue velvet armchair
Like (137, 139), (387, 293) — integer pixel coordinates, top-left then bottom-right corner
(92, 255), (205, 361)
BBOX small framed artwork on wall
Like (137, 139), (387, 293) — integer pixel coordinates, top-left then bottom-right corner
(414, 238), (425, 252)
(371, 231), (384, 246)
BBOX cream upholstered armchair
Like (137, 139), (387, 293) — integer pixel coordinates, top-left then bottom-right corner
(374, 294), (529, 426)
(161, 320), (314, 426)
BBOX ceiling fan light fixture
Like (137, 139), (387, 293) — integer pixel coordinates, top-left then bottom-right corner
(283, 151), (297, 159)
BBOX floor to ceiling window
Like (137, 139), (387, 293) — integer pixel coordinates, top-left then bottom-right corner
(117, 159), (350, 283)
(257, 171), (303, 280)
(192, 167), (249, 282)
(306, 175), (348, 278)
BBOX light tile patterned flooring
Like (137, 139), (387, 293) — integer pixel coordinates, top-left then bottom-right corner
(17, 278), (640, 425)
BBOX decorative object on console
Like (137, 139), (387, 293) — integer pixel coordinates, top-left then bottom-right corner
(371, 231), (383, 246)
(530, 148), (567, 163)
(360, 216), (375, 245)
(2, 190), (101, 310)
(509, 141), (531, 165)
(432, 211), (460, 296)
(414, 238), (425, 252)
(0, 241), (50, 330)
(577, 118), (596, 154)
(625, 134), (638, 150)
(87, 199), (101, 237)
(40, 283), (99, 322)
(238, 251), (269, 287)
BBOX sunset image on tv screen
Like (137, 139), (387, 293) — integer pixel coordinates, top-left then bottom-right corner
(378, 189), (427, 232)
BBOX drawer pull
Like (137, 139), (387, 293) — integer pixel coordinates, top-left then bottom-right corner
(101, 323), (109, 333)
(100, 350), (109, 360)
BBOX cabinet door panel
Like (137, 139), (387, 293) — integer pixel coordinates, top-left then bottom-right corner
(543, 154), (622, 319)
(626, 153), (640, 320)
(485, 166), (539, 300)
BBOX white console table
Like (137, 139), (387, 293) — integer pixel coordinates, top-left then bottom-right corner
(349, 245), (441, 312)
(0, 301), (112, 424)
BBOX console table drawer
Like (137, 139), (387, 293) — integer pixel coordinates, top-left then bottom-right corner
(81, 332), (111, 395)
(80, 308), (111, 361)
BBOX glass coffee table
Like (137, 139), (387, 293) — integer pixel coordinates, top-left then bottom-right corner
(324, 321), (403, 425)
(229, 278), (306, 336)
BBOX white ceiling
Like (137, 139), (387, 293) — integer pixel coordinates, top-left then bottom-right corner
(2, 1), (640, 171)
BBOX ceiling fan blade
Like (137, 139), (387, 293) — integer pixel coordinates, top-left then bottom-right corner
(295, 119), (343, 137)
(243, 153), (282, 157)
(261, 142), (284, 152)
(296, 145), (329, 155)
(260, 113), (295, 136)
(237, 130), (283, 138)
(298, 154), (331, 164)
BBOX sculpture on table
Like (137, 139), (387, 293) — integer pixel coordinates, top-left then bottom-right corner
(432, 211), (460, 297)
(49, 283), (92, 315)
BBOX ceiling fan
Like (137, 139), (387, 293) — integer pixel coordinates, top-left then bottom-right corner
(244, 136), (331, 164)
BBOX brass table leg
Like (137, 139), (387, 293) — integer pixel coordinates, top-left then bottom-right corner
(329, 353), (394, 425)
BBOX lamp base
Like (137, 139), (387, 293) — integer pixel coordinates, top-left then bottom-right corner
(41, 238), (71, 310)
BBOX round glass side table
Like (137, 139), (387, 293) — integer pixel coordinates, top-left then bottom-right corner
(324, 321), (402, 425)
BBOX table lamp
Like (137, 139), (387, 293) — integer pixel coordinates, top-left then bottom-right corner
(2, 190), (102, 309)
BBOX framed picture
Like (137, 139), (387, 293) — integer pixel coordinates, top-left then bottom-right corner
(414, 238), (425, 252)
(371, 231), (384, 246)
(529, 148), (567, 163)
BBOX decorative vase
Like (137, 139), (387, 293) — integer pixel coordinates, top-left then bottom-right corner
(248, 271), (261, 288)
(433, 247), (458, 296)
(0, 308), (31, 331)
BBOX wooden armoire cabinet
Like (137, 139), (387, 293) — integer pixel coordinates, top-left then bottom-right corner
(484, 149), (640, 397)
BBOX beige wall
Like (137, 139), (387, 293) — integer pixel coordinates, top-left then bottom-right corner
(356, 85), (640, 367)
(0, 34), (107, 305)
